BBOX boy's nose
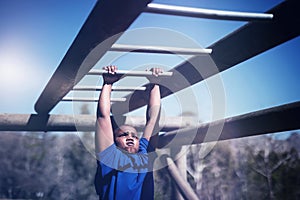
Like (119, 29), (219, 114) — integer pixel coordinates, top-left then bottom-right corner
(126, 134), (134, 139)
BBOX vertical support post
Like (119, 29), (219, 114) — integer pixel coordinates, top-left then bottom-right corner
(161, 154), (199, 200)
(171, 147), (187, 200)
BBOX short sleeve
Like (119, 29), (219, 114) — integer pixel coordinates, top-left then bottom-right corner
(139, 137), (149, 153)
(97, 142), (150, 173)
(95, 138), (155, 199)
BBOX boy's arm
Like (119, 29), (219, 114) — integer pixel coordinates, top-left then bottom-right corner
(95, 66), (119, 153)
(142, 68), (162, 145)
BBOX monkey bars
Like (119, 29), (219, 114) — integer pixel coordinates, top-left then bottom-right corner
(2, 0), (299, 141)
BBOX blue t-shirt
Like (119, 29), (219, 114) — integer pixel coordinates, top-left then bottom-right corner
(95, 138), (154, 200)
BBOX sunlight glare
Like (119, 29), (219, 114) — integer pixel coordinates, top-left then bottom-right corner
(0, 36), (47, 112)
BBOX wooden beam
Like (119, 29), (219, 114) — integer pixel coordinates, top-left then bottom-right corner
(0, 114), (194, 132)
(1, 101), (300, 145)
(34, 0), (153, 114)
(157, 101), (300, 148)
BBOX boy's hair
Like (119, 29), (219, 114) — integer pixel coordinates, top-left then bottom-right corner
(111, 116), (142, 138)
(111, 115), (135, 132)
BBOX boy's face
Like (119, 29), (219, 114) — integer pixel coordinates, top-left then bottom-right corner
(114, 125), (139, 153)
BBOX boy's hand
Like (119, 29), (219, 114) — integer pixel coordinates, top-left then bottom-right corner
(147, 67), (164, 84)
(102, 65), (121, 84)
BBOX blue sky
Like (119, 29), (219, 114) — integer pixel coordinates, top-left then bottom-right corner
(0, 0), (299, 135)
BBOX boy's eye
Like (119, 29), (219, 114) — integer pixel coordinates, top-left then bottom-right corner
(118, 132), (139, 139)
(119, 133), (128, 137)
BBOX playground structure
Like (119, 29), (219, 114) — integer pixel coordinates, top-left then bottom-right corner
(1, 1), (300, 199)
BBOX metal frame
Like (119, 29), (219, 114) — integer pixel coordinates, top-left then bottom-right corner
(1, 0), (299, 142)
(111, 0), (300, 114)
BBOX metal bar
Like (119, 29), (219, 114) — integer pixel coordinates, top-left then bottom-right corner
(110, 44), (212, 55)
(62, 97), (126, 102)
(88, 69), (173, 77)
(34, 0), (153, 114)
(111, 0), (300, 115)
(157, 101), (300, 148)
(146, 3), (273, 21)
(0, 114), (193, 132)
(160, 155), (199, 200)
(73, 85), (146, 91)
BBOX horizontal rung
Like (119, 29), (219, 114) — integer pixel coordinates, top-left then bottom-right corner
(73, 85), (146, 91)
(110, 44), (212, 55)
(62, 97), (126, 102)
(88, 69), (173, 77)
(145, 3), (274, 21)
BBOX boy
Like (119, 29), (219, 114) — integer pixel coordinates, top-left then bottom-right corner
(94, 65), (162, 200)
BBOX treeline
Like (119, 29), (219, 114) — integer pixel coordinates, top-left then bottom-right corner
(0, 132), (98, 200)
(0, 131), (299, 199)
(156, 132), (300, 200)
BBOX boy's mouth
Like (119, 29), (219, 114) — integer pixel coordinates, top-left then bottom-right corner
(126, 142), (134, 146)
